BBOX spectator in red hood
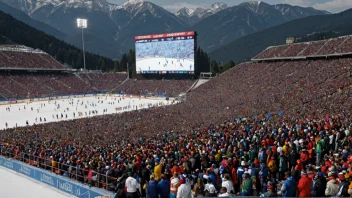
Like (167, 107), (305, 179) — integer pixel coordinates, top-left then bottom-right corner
(295, 160), (303, 171)
(297, 171), (313, 197)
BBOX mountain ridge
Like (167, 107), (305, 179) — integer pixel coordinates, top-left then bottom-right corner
(0, 0), (331, 59)
(209, 8), (352, 63)
(193, 1), (330, 52)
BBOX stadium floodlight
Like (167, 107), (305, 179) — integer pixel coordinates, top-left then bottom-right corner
(77, 18), (87, 70)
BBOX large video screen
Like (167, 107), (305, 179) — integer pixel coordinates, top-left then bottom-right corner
(135, 31), (195, 74)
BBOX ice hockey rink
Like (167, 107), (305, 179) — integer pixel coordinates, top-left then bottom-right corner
(0, 167), (73, 198)
(0, 95), (175, 130)
(136, 57), (194, 72)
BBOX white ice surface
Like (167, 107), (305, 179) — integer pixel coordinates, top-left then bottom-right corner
(0, 95), (174, 130)
(0, 166), (73, 198)
(136, 58), (194, 72)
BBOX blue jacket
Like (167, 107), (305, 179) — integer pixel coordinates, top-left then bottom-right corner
(157, 179), (170, 197)
(147, 180), (158, 198)
(208, 173), (216, 187)
(282, 176), (296, 197)
(259, 164), (268, 178)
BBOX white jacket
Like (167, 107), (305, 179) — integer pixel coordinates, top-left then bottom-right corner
(177, 183), (192, 198)
(325, 179), (339, 196)
(221, 180), (234, 193)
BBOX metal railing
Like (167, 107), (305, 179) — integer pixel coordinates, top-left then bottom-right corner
(0, 147), (118, 192)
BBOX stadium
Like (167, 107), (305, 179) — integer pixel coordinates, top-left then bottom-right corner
(1, 19), (352, 198)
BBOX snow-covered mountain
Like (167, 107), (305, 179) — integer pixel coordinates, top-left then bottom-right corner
(176, 2), (229, 25)
(0, 0), (330, 58)
(194, 1), (330, 51)
(0, 0), (188, 58)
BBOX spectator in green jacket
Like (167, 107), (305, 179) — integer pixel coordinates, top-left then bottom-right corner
(241, 173), (253, 196)
(315, 137), (324, 166)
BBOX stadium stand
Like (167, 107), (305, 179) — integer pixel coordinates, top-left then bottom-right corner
(253, 35), (352, 59)
(0, 50), (65, 69)
(115, 79), (195, 97)
(0, 72), (128, 100)
(1, 36), (352, 196)
(78, 73), (127, 93)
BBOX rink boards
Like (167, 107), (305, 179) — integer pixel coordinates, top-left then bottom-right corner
(0, 156), (113, 198)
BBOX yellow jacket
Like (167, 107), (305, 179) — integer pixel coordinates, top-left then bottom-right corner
(154, 164), (162, 180)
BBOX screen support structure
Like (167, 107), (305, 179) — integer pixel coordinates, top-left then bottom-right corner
(77, 18), (87, 70)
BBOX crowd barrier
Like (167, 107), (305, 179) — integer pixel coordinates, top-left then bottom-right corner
(0, 156), (114, 198)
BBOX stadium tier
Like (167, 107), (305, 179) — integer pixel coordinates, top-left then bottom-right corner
(78, 73), (127, 93)
(253, 35), (352, 59)
(115, 79), (196, 97)
(0, 72), (127, 100)
(1, 36), (352, 196)
(0, 50), (65, 69)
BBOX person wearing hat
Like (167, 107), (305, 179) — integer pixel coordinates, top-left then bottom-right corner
(325, 172), (339, 196)
(260, 185), (276, 197)
(297, 170), (312, 197)
(336, 172), (349, 197)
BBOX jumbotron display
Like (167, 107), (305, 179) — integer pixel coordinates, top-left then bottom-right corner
(135, 31), (195, 74)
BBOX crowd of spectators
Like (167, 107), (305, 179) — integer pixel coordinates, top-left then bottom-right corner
(0, 52), (351, 197)
(0, 72), (193, 100)
(78, 73), (127, 93)
(115, 79), (195, 97)
(253, 35), (352, 59)
(0, 51), (64, 69)
(0, 72), (128, 100)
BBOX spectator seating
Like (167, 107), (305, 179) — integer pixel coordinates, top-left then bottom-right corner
(0, 51), (65, 69)
(253, 35), (352, 59)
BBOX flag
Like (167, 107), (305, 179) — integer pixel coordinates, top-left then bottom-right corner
(278, 110), (284, 116)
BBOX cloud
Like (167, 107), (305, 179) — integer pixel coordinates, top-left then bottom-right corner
(313, 0), (352, 13)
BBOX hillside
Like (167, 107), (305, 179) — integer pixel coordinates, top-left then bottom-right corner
(210, 8), (352, 63)
(0, 0), (329, 59)
(0, 0), (188, 58)
(0, 10), (114, 71)
(0, 1), (66, 39)
(193, 1), (329, 52)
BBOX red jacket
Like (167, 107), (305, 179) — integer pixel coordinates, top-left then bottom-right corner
(297, 175), (312, 197)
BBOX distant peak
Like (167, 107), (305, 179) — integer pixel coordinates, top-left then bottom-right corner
(176, 7), (195, 16)
(123, 0), (145, 5)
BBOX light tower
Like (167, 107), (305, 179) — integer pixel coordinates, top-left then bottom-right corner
(77, 18), (87, 70)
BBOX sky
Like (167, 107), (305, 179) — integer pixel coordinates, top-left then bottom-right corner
(107, 0), (352, 13)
